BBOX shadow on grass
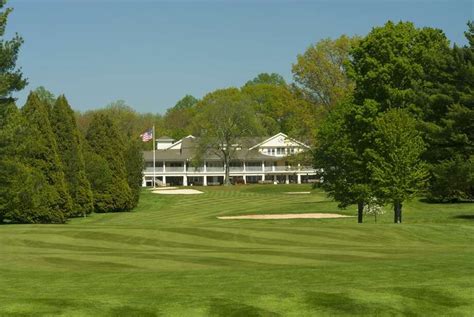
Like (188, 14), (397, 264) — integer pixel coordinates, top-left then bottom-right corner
(207, 298), (280, 317)
(305, 291), (400, 315)
(453, 215), (474, 220)
(418, 198), (474, 204)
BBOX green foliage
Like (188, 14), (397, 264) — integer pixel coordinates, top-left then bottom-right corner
(22, 92), (73, 219)
(244, 73), (286, 87)
(75, 100), (164, 150)
(3, 163), (66, 223)
(428, 155), (474, 202)
(293, 35), (358, 109)
(124, 140), (144, 208)
(163, 95), (198, 140)
(83, 149), (115, 213)
(366, 109), (428, 212)
(314, 99), (376, 222)
(86, 112), (133, 212)
(50, 95), (93, 217)
(0, 0), (27, 103)
(349, 21), (452, 113)
(193, 88), (263, 185)
(33, 86), (55, 109)
(241, 83), (317, 141)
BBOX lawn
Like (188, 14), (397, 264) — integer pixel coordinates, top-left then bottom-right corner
(0, 185), (473, 316)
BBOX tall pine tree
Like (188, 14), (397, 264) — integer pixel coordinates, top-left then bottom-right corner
(0, 0), (27, 104)
(50, 95), (93, 217)
(124, 139), (144, 209)
(22, 92), (72, 220)
(86, 113), (132, 212)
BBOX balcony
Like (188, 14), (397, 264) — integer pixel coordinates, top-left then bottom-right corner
(206, 167), (224, 172)
(144, 167), (164, 173)
(187, 166), (205, 173)
(245, 166), (262, 172)
(164, 166), (185, 173)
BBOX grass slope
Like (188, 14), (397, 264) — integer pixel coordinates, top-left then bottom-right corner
(0, 185), (473, 316)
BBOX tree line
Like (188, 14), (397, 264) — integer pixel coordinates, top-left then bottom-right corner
(315, 21), (473, 223)
(0, 2), (143, 223)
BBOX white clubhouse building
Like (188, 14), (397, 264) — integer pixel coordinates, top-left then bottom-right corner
(142, 133), (318, 187)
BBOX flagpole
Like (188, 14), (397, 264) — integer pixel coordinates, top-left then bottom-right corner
(153, 125), (156, 188)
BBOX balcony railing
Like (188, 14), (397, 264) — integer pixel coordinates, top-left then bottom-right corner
(187, 167), (205, 173)
(144, 164), (316, 174)
(164, 166), (185, 172)
(144, 167), (164, 173)
(206, 167), (224, 172)
(245, 166), (263, 172)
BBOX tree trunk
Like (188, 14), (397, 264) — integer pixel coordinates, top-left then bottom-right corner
(224, 154), (231, 186)
(394, 201), (402, 223)
(357, 201), (364, 223)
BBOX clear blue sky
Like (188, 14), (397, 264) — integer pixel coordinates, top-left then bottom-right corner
(8, 0), (473, 114)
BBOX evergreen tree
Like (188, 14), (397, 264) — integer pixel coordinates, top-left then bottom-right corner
(86, 113), (132, 212)
(50, 95), (93, 217)
(0, 102), (66, 223)
(0, 0), (27, 104)
(22, 92), (72, 219)
(124, 139), (144, 208)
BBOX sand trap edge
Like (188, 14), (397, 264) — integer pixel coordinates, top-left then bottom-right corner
(218, 213), (355, 220)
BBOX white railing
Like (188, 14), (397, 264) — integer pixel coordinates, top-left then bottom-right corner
(165, 167), (185, 172)
(187, 167), (205, 172)
(144, 167), (164, 173)
(230, 167), (244, 172)
(207, 167), (224, 172)
(246, 166), (262, 172)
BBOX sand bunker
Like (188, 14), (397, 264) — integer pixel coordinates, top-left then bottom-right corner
(151, 187), (178, 190)
(152, 189), (203, 195)
(218, 213), (353, 220)
(284, 192), (311, 194)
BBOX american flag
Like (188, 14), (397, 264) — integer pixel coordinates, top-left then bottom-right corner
(140, 129), (153, 142)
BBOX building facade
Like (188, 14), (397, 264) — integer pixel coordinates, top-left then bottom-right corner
(142, 133), (318, 187)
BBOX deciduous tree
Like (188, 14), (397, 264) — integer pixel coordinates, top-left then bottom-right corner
(193, 88), (263, 185)
(366, 109), (428, 223)
(292, 35), (358, 110)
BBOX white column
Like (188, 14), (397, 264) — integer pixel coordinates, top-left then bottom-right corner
(285, 174), (289, 184)
(204, 161), (207, 172)
(273, 175), (277, 183)
(243, 175), (247, 184)
(184, 160), (187, 173)
(243, 161), (246, 172)
(163, 175), (167, 186)
(297, 174), (301, 184)
(261, 161), (264, 172)
(142, 176), (147, 187)
(203, 176), (207, 186)
(183, 176), (188, 186)
(163, 161), (166, 173)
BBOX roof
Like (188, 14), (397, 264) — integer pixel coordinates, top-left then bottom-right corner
(143, 136), (279, 161)
(156, 136), (174, 141)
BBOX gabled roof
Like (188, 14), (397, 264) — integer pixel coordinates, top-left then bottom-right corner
(249, 132), (310, 150)
(165, 135), (195, 150)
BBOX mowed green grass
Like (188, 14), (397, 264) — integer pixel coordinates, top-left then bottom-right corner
(0, 185), (473, 316)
